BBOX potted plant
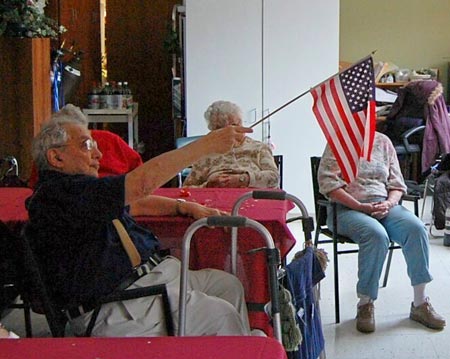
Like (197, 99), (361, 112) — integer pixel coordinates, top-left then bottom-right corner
(0, 0), (65, 39)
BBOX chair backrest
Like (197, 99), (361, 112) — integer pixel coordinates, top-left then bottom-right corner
(175, 135), (204, 186)
(14, 224), (67, 337)
(0, 221), (20, 313)
(175, 135), (203, 149)
(310, 156), (328, 227)
(273, 155), (283, 189)
(0, 156), (28, 187)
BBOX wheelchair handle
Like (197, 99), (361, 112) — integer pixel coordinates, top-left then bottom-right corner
(206, 216), (247, 227)
(251, 190), (287, 200)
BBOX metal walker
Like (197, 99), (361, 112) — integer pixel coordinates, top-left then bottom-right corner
(178, 215), (282, 342)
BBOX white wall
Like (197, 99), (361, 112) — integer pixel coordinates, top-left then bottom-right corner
(184, 0), (339, 212)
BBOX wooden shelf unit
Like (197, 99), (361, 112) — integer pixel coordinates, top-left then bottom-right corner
(0, 37), (51, 181)
(375, 82), (408, 89)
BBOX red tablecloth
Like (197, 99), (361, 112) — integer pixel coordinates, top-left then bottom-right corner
(0, 187), (297, 335)
(0, 337), (287, 359)
(141, 188), (296, 334)
(0, 187), (32, 235)
(147, 188), (296, 257)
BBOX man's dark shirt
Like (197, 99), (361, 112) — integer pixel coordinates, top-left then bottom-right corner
(26, 170), (159, 308)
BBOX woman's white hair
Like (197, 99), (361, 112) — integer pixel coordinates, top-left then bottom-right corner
(32, 104), (89, 171)
(204, 100), (243, 130)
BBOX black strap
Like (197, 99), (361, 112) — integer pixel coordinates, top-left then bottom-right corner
(67, 253), (167, 337)
(246, 302), (266, 312)
(85, 306), (101, 337)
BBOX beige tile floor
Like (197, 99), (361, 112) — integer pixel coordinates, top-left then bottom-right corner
(2, 195), (449, 359)
(285, 196), (450, 359)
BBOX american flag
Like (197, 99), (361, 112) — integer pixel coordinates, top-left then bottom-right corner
(311, 56), (376, 183)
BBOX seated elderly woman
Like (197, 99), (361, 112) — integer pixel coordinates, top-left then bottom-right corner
(183, 100), (280, 188)
(318, 131), (445, 334)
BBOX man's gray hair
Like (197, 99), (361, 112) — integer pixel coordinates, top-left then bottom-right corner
(204, 100), (243, 130)
(32, 104), (89, 171)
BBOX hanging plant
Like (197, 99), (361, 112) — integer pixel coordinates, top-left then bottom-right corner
(163, 23), (181, 56)
(0, 0), (66, 39)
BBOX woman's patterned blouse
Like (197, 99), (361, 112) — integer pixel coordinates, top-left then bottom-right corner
(318, 132), (407, 201)
(183, 137), (280, 188)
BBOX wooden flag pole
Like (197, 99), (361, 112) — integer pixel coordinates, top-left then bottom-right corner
(250, 88), (311, 128)
(250, 51), (376, 129)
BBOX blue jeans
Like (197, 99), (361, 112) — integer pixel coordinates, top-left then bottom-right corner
(327, 202), (432, 300)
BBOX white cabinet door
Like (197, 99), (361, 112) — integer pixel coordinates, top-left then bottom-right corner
(184, 0), (339, 210)
(263, 0), (339, 209)
(185, 0), (263, 140)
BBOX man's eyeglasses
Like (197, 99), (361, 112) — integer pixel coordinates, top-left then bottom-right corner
(81, 139), (98, 151)
(53, 138), (98, 152)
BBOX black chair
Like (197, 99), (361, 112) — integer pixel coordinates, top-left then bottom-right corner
(1, 220), (66, 337)
(310, 156), (403, 323)
(0, 221), (33, 337)
(273, 155), (283, 189)
(0, 156), (28, 188)
(175, 135), (204, 187)
(4, 223), (175, 337)
(394, 125), (426, 182)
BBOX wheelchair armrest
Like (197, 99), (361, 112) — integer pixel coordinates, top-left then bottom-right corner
(100, 284), (168, 304)
(87, 283), (174, 336)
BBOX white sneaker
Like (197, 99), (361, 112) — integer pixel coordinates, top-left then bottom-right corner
(250, 329), (267, 337)
(0, 324), (19, 339)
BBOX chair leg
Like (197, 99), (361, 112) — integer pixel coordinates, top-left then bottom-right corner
(314, 228), (320, 247)
(411, 153), (419, 183)
(420, 189), (428, 220)
(382, 248), (394, 288)
(420, 179), (431, 220)
(23, 300), (33, 338)
(334, 240), (340, 323)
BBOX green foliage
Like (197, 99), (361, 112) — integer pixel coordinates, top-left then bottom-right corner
(163, 23), (180, 55)
(0, 0), (65, 39)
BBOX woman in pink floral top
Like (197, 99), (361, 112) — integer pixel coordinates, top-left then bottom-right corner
(318, 131), (445, 333)
(183, 101), (279, 188)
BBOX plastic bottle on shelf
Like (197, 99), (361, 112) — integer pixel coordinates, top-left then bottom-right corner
(122, 81), (133, 109)
(102, 81), (114, 109)
(87, 82), (100, 109)
(99, 83), (106, 109)
(113, 81), (123, 109)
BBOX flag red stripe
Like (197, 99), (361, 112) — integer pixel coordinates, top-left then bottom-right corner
(312, 87), (356, 182)
(363, 100), (376, 160)
(312, 81), (361, 181)
(329, 79), (363, 155)
(320, 83), (358, 178)
(312, 87), (355, 181)
(312, 87), (355, 182)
